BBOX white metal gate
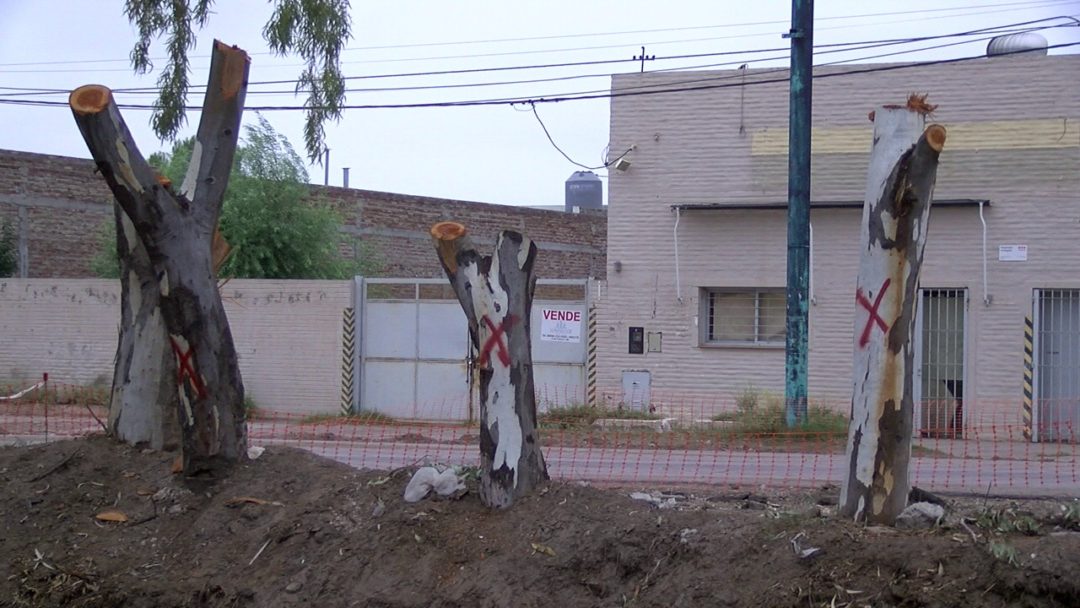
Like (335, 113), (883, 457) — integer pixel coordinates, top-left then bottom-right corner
(353, 278), (589, 422)
(1033, 289), (1080, 443)
(914, 288), (967, 438)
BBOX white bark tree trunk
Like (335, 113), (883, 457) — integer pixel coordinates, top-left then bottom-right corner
(69, 41), (250, 476)
(840, 101), (947, 524)
(108, 204), (179, 450)
(431, 221), (549, 509)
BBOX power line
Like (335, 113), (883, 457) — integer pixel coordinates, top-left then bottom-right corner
(2, 41), (1076, 112)
(529, 102), (633, 170)
(558, 23), (1079, 101)
(0, 28), (1017, 98)
(107, 25), (1080, 96)
(5, 16), (1073, 101)
(0, 0), (1072, 72)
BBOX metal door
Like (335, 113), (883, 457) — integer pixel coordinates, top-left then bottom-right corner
(360, 279), (471, 421)
(1034, 289), (1080, 442)
(914, 289), (967, 438)
(357, 278), (588, 422)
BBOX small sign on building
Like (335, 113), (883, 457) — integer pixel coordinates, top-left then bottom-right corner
(998, 244), (1028, 262)
(540, 308), (582, 343)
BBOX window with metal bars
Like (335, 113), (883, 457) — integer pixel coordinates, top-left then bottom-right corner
(701, 288), (786, 346)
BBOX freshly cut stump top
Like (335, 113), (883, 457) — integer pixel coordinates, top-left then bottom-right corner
(69, 85), (112, 115)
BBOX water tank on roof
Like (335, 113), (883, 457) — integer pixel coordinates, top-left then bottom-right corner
(565, 170), (602, 212)
(986, 32), (1048, 57)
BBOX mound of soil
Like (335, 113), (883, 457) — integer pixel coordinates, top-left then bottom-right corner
(1, 436), (1078, 607)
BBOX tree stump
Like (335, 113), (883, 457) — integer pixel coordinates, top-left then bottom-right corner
(69, 41), (250, 476)
(431, 221), (549, 509)
(840, 99), (947, 524)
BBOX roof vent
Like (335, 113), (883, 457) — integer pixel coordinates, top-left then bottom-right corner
(986, 32), (1048, 57)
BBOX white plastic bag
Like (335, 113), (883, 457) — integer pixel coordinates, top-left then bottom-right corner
(404, 466), (466, 502)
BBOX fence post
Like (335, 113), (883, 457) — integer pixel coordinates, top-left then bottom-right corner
(586, 278), (599, 407)
(353, 276), (365, 414)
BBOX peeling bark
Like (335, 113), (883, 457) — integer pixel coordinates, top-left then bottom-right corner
(70, 41), (250, 476)
(431, 221), (549, 509)
(840, 105), (946, 524)
(108, 204), (179, 450)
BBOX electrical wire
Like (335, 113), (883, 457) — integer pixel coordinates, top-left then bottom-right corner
(0, 0), (1072, 72)
(0, 28), (1029, 99)
(511, 22), (1078, 103)
(80, 25), (1080, 96)
(4, 16), (1074, 100)
(529, 102), (633, 170)
(2, 40), (1076, 113)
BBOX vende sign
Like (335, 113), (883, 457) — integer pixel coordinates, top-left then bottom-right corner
(543, 309), (581, 323)
(540, 307), (582, 343)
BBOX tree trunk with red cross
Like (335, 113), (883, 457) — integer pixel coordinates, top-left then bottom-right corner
(431, 221), (549, 509)
(69, 41), (249, 476)
(840, 97), (947, 524)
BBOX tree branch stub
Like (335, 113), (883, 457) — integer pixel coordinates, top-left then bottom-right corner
(69, 85), (113, 116)
(430, 221), (468, 276)
(924, 124), (947, 153)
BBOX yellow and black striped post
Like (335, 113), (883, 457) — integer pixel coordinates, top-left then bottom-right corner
(341, 307), (356, 415)
(586, 304), (598, 406)
(1022, 315), (1034, 441)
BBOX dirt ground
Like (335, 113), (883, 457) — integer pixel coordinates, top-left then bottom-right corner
(1, 436), (1078, 608)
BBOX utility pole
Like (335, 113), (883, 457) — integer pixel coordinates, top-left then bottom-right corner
(784, 0), (813, 427)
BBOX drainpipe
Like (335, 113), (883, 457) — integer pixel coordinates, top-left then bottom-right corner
(809, 221), (815, 305)
(979, 201), (990, 306)
(673, 208), (683, 303)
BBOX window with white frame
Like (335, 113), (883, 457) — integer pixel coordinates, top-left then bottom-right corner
(702, 288), (786, 345)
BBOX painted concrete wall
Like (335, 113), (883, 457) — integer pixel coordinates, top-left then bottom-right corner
(599, 54), (1080, 430)
(1, 278), (351, 415)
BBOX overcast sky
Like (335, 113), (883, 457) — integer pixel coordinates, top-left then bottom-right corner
(1, 0), (1077, 207)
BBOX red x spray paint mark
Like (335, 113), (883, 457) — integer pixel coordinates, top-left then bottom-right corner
(478, 314), (515, 367)
(856, 278), (891, 348)
(170, 337), (208, 398)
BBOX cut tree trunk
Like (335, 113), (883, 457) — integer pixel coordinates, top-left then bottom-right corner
(839, 99), (947, 524)
(108, 203), (179, 450)
(431, 221), (549, 509)
(69, 40), (250, 476)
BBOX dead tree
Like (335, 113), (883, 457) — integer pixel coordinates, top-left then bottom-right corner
(69, 41), (249, 475)
(840, 97), (947, 524)
(430, 221), (549, 508)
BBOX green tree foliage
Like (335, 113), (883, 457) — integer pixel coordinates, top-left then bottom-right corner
(124, 0), (351, 162)
(0, 219), (17, 277)
(93, 116), (378, 280)
(90, 215), (122, 279)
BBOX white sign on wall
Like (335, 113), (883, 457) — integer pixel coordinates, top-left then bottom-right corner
(540, 308), (582, 343)
(998, 244), (1028, 262)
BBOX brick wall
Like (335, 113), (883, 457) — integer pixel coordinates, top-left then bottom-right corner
(0, 149), (606, 280)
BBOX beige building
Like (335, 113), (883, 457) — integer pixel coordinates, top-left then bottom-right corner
(596, 52), (1079, 441)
